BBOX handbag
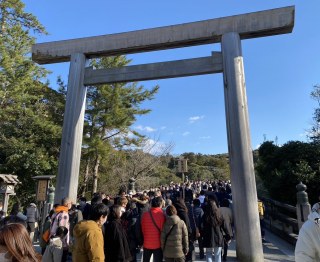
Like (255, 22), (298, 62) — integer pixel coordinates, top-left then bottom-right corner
(195, 226), (201, 238)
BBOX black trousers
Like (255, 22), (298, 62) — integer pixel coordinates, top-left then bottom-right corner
(143, 248), (163, 262)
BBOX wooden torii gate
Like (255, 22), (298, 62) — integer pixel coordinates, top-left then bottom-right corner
(32, 6), (294, 261)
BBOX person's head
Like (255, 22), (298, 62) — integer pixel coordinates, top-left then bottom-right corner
(10, 203), (21, 216)
(151, 196), (163, 208)
(174, 197), (188, 212)
(108, 205), (122, 221)
(53, 203), (59, 211)
(118, 189), (126, 197)
(79, 197), (87, 205)
(47, 209), (55, 221)
(220, 198), (230, 208)
(204, 199), (222, 226)
(118, 196), (128, 208)
(0, 223), (40, 262)
(166, 205), (177, 217)
(55, 226), (68, 239)
(91, 203), (109, 225)
(193, 198), (201, 207)
(91, 196), (103, 206)
(29, 203), (36, 208)
(62, 197), (72, 210)
(100, 192), (106, 199)
(155, 189), (162, 197)
(102, 198), (111, 206)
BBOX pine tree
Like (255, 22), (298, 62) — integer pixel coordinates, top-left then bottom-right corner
(0, 0), (64, 204)
(80, 56), (159, 195)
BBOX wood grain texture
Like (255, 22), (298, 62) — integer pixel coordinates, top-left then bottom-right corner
(84, 52), (222, 85)
(32, 6), (294, 64)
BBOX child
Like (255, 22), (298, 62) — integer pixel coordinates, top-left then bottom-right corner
(42, 226), (68, 262)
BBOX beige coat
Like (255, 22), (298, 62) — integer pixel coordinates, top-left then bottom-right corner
(161, 215), (188, 259)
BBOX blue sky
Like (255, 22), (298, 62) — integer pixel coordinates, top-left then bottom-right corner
(23, 1), (320, 155)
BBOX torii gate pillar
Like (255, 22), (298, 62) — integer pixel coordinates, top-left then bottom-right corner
(54, 53), (87, 204)
(222, 32), (263, 261)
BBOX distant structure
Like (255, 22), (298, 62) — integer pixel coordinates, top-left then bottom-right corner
(32, 6), (295, 261)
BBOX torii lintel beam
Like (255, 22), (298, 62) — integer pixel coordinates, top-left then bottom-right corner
(32, 6), (294, 65)
(84, 52), (223, 85)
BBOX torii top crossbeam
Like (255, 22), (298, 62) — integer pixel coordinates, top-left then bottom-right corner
(32, 6), (294, 65)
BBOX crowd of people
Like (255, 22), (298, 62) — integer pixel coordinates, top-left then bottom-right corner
(2, 178), (319, 261)
(0, 180), (235, 262)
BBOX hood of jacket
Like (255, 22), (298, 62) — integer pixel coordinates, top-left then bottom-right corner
(55, 205), (69, 213)
(166, 215), (180, 226)
(308, 211), (320, 225)
(73, 220), (101, 238)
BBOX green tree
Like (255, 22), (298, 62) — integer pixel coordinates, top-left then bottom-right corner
(309, 84), (320, 143)
(0, 0), (63, 205)
(256, 141), (320, 204)
(79, 56), (159, 195)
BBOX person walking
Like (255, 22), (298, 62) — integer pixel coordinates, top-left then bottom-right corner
(192, 199), (204, 259)
(26, 203), (39, 242)
(104, 205), (132, 262)
(10, 202), (27, 221)
(73, 203), (109, 262)
(201, 200), (231, 262)
(141, 196), (166, 262)
(295, 202), (320, 261)
(40, 209), (55, 255)
(50, 197), (72, 262)
(174, 197), (193, 261)
(161, 205), (189, 262)
(219, 199), (233, 261)
(42, 226), (68, 262)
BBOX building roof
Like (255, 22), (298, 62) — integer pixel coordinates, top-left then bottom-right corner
(0, 174), (20, 185)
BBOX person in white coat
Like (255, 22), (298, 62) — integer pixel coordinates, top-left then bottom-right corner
(295, 203), (320, 262)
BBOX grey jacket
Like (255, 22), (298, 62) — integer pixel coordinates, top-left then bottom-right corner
(26, 205), (38, 223)
(161, 215), (188, 258)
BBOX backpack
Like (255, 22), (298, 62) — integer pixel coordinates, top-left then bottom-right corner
(49, 211), (63, 239)
(42, 228), (50, 243)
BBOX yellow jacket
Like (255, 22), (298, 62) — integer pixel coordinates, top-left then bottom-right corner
(73, 220), (104, 262)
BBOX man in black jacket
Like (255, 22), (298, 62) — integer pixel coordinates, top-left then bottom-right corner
(192, 199), (204, 259)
